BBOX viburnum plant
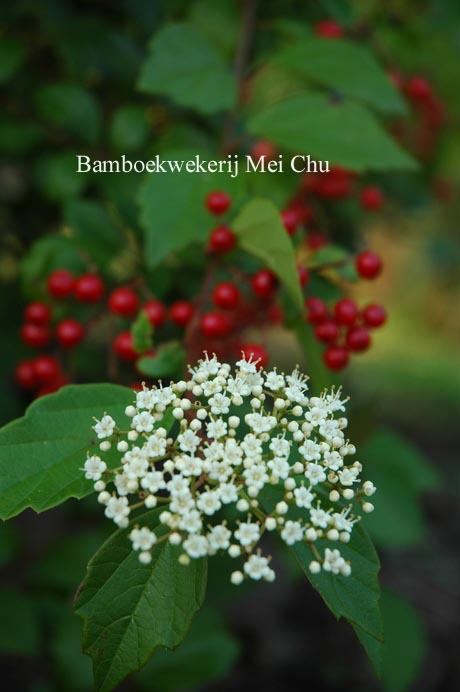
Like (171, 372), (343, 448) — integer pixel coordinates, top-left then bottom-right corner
(0, 3), (447, 691)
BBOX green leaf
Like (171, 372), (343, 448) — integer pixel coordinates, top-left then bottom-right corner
(0, 384), (134, 520)
(274, 38), (407, 114)
(34, 152), (87, 201)
(232, 198), (303, 311)
(248, 93), (416, 172)
(360, 428), (440, 548)
(64, 200), (123, 265)
(137, 343), (186, 380)
(380, 590), (426, 692)
(109, 106), (150, 151)
(35, 82), (101, 143)
(75, 508), (208, 692)
(0, 117), (42, 154)
(20, 234), (86, 288)
(138, 23), (236, 115)
(139, 148), (243, 267)
(259, 486), (382, 671)
(131, 310), (154, 355)
(0, 37), (25, 82)
(0, 589), (40, 656)
(135, 607), (239, 692)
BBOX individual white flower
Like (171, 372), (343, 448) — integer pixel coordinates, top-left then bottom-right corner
(93, 415), (116, 439)
(132, 411), (155, 433)
(265, 370), (285, 391)
(305, 463), (327, 485)
(299, 440), (321, 461)
(105, 496), (130, 525)
(206, 418), (228, 439)
(208, 524), (231, 551)
(129, 527), (157, 551)
(332, 508), (355, 533)
(269, 436), (290, 458)
(281, 520), (304, 545)
(145, 434), (167, 458)
(179, 509), (203, 534)
(338, 468), (359, 486)
(243, 554), (271, 581)
(197, 490), (222, 516)
(245, 412), (277, 434)
(177, 429), (200, 454)
(84, 455), (107, 481)
(209, 393), (231, 415)
(294, 486), (314, 509)
(267, 457), (290, 479)
(219, 482), (239, 504)
(234, 521), (260, 547)
(309, 506), (331, 529)
(243, 464), (269, 490)
(140, 471), (166, 493)
(183, 534), (208, 558)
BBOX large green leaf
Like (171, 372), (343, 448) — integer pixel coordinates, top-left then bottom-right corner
(360, 428), (440, 549)
(35, 82), (101, 143)
(248, 93), (416, 172)
(138, 23), (236, 114)
(137, 343), (186, 380)
(274, 38), (406, 114)
(75, 508), (208, 692)
(139, 149), (243, 267)
(0, 384), (133, 520)
(232, 198), (303, 311)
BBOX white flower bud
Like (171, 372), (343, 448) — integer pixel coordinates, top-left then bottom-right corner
(128, 430), (138, 441)
(228, 545), (241, 558)
(265, 517), (277, 531)
(190, 419), (202, 431)
(305, 528), (317, 541)
(231, 570), (244, 585)
(99, 441), (111, 451)
(293, 462), (304, 474)
(274, 398), (285, 410)
(236, 499), (249, 512)
(192, 385), (203, 397)
(292, 405), (302, 417)
(144, 495), (157, 508)
(117, 440), (129, 453)
(228, 416), (240, 428)
(342, 488), (354, 500)
(94, 480), (106, 492)
(363, 481), (376, 496)
(139, 552), (152, 564)
(159, 511), (172, 524)
(362, 502), (374, 513)
(181, 399), (191, 410)
(169, 532), (182, 545)
(340, 532), (350, 543)
(178, 553), (191, 565)
(287, 421), (299, 432)
(125, 405), (136, 417)
(293, 431), (304, 443)
(327, 529), (339, 541)
(173, 407), (184, 420)
(329, 490), (340, 502)
(196, 408), (207, 420)
(309, 561), (321, 574)
(284, 478), (296, 491)
(250, 398), (261, 409)
(97, 491), (110, 504)
(276, 501), (288, 515)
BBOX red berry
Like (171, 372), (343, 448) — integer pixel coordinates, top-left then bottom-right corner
(314, 320), (340, 342)
(143, 300), (166, 327)
(362, 304), (387, 328)
(306, 232), (329, 250)
(334, 298), (358, 326)
(241, 343), (268, 369)
(297, 265), (310, 287)
(314, 20), (343, 39)
(213, 282), (240, 310)
(205, 191), (231, 215)
(56, 319), (84, 348)
(356, 251), (383, 280)
(170, 301), (195, 327)
(208, 226), (236, 254)
(250, 140), (277, 162)
(251, 269), (277, 299)
(113, 332), (137, 361)
(15, 360), (38, 389)
(310, 166), (354, 199)
(21, 323), (51, 348)
(305, 297), (328, 324)
(281, 208), (301, 235)
(405, 76), (432, 102)
(360, 186), (384, 211)
(324, 346), (349, 370)
(108, 287), (139, 317)
(74, 274), (104, 303)
(24, 302), (51, 325)
(200, 312), (230, 338)
(33, 355), (60, 383)
(48, 270), (74, 299)
(346, 326), (371, 352)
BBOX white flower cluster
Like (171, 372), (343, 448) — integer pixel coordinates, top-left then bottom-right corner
(84, 355), (376, 584)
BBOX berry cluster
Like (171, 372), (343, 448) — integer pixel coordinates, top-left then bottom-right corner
(85, 354), (376, 583)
